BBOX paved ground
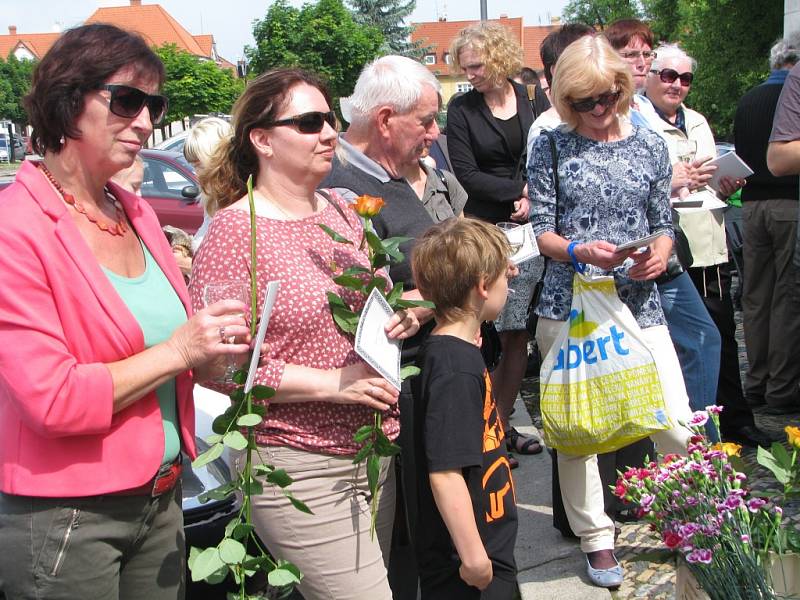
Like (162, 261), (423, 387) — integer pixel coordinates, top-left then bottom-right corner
(515, 286), (800, 599)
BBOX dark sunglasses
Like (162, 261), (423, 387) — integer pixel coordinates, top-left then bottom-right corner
(651, 68), (694, 86)
(99, 84), (168, 125)
(271, 111), (337, 134)
(570, 91), (621, 113)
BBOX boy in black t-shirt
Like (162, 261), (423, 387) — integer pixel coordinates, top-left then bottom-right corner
(410, 218), (519, 599)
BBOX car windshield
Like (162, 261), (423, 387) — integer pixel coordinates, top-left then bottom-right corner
(174, 155), (196, 175)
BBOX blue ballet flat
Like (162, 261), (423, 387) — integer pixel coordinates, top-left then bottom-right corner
(585, 554), (624, 589)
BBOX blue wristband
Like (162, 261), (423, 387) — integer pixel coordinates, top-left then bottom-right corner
(567, 241), (585, 274)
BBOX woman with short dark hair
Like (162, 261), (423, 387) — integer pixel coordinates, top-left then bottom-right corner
(0, 24), (250, 599)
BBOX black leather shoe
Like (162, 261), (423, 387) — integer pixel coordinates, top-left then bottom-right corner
(721, 425), (782, 448)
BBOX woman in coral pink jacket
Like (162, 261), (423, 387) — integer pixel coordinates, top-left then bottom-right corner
(0, 25), (250, 600)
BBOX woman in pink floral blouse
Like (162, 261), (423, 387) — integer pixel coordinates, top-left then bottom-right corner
(189, 69), (419, 600)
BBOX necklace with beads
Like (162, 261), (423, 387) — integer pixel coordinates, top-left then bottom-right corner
(37, 161), (128, 236)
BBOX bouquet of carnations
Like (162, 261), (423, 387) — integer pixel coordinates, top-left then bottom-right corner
(615, 407), (799, 600)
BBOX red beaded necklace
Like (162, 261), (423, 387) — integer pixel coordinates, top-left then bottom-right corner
(37, 161), (128, 236)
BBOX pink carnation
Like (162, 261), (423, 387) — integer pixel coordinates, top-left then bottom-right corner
(689, 411), (709, 427)
(686, 549), (713, 564)
(705, 405), (723, 415)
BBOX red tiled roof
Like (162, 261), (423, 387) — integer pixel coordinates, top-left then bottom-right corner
(193, 34), (214, 57)
(86, 4), (208, 57)
(412, 17), (522, 74)
(0, 32), (60, 60)
(523, 25), (557, 71)
(411, 18), (556, 74)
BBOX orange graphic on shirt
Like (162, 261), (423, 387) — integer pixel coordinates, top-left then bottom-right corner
(482, 372), (515, 522)
(483, 375), (504, 452)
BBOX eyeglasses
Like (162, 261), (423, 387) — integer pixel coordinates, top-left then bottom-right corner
(651, 68), (694, 86)
(620, 50), (657, 61)
(99, 84), (168, 126)
(270, 111), (337, 134)
(570, 91), (621, 113)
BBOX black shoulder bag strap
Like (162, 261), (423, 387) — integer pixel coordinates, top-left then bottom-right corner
(527, 128), (559, 337)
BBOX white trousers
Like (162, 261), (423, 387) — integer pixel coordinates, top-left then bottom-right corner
(536, 319), (693, 552)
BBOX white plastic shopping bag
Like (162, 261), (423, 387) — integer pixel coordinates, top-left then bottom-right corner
(540, 273), (671, 455)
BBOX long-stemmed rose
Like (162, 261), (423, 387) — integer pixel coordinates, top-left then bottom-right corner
(320, 194), (433, 538)
(188, 176), (310, 598)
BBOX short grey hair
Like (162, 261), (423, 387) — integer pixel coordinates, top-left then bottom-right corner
(652, 43), (697, 72)
(344, 55), (441, 126)
(770, 33), (800, 70)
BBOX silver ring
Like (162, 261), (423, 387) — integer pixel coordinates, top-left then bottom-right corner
(369, 386), (376, 397)
(218, 326), (226, 342)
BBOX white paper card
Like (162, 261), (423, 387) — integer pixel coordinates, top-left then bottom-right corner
(670, 198), (704, 209)
(672, 189), (728, 213)
(244, 281), (280, 394)
(706, 152), (754, 193)
(354, 288), (402, 391)
(504, 223), (540, 264)
(614, 231), (665, 252)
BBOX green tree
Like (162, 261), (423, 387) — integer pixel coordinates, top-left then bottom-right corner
(641, 0), (682, 41)
(0, 54), (36, 124)
(347, 0), (424, 58)
(247, 0), (384, 98)
(674, 0), (783, 140)
(155, 44), (244, 123)
(562, 0), (642, 29)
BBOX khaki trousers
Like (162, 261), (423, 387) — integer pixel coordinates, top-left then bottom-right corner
(536, 319), (692, 553)
(237, 445), (395, 600)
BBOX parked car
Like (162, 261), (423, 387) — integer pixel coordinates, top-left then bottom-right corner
(0, 151), (205, 234)
(139, 148), (204, 233)
(155, 129), (189, 154)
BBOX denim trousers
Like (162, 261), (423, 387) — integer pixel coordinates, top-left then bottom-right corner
(658, 272), (721, 413)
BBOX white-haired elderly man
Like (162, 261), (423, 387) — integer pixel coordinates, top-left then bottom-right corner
(645, 44), (776, 447)
(325, 55), (445, 291)
(321, 55), (461, 600)
(738, 35), (800, 416)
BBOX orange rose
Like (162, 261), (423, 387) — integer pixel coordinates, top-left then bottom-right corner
(712, 442), (742, 457)
(350, 194), (385, 218)
(786, 426), (800, 449)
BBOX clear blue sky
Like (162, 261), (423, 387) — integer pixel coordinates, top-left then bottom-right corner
(4, 0), (570, 62)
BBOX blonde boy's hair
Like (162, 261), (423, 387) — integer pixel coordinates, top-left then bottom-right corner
(412, 217), (510, 322)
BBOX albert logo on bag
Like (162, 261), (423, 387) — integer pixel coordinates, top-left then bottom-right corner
(554, 309), (628, 370)
(540, 275), (671, 455)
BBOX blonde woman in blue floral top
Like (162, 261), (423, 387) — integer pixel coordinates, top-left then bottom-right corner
(528, 36), (694, 589)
